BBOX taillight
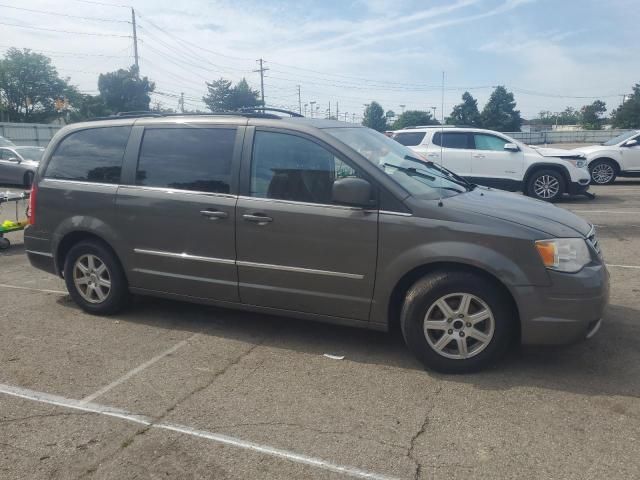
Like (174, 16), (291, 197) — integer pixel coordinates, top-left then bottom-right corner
(28, 183), (37, 225)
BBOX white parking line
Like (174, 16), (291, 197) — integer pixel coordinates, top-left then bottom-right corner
(0, 383), (398, 480)
(0, 283), (67, 295)
(79, 335), (197, 405)
(607, 264), (640, 270)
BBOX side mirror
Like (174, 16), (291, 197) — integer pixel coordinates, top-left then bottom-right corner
(8, 157), (20, 163)
(623, 139), (638, 147)
(332, 177), (373, 207)
(503, 143), (519, 152)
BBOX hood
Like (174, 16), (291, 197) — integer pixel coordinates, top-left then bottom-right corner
(568, 145), (610, 155)
(444, 187), (591, 238)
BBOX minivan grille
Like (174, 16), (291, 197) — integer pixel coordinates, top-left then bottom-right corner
(587, 225), (601, 256)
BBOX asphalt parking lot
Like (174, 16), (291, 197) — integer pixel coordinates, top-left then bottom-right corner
(1, 182), (639, 480)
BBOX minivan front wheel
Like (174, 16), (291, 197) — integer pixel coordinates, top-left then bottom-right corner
(64, 240), (129, 315)
(400, 271), (514, 373)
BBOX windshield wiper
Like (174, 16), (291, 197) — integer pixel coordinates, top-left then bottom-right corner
(402, 155), (474, 190)
(383, 163), (465, 193)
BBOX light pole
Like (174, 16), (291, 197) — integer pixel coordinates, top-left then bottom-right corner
(310, 101), (316, 118)
(304, 103), (308, 116)
(399, 104), (406, 114)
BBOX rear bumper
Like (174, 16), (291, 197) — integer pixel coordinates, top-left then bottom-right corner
(514, 263), (609, 345)
(24, 229), (57, 275)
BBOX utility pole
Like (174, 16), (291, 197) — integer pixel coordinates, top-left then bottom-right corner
(352, 113), (356, 123)
(328, 101), (331, 118)
(344, 112), (348, 122)
(336, 101), (339, 120)
(304, 103), (308, 116)
(179, 92), (185, 113)
(297, 85), (302, 114)
(254, 58), (269, 106)
(131, 8), (139, 77)
(310, 101), (316, 118)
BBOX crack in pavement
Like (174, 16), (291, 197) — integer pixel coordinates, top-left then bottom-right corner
(407, 384), (443, 480)
(0, 411), (94, 425)
(75, 335), (270, 479)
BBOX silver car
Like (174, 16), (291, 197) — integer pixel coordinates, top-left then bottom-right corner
(0, 146), (44, 187)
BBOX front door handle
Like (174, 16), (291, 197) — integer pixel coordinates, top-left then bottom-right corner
(200, 209), (228, 219)
(242, 213), (273, 224)
(472, 154), (486, 158)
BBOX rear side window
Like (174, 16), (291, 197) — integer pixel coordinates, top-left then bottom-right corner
(392, 131), (426, 146)
(432, 132), (470, 149)
(136, 128), (235, 193)
(46, 126), (131, 184)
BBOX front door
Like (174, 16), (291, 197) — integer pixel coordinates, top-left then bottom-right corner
(622, 135), (640, 171)
(116, 125), (241, 302)
(469, 133), (524, 189)
(235, 129), (378, 320)
(424, 131), (472, 176)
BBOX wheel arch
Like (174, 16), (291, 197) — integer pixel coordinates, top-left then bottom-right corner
(54, 230), (126, 281)
(386, 261), (520, 339)
(523, 163), (571, 189)
(588, 156), (621, 173)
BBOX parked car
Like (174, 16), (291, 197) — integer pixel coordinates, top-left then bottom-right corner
(0, 135), (16, 147)
(25, 112), (608, 373)
(0, 146), (44, 187)
(391, 126), (591, 202)
(572, 130), (640, 185)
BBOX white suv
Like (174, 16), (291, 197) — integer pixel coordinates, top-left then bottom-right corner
(392, 126), (591, 202)
(572, 130), (640, 185)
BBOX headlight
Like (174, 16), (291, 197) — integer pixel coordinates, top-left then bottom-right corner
(565, 158), (587, 169)
(535, 238), (591, 273)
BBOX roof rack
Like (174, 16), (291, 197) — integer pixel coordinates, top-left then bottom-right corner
(87, 107), (303, 122)
(404, 124), (478, 129)
(239, 107), (304, 118)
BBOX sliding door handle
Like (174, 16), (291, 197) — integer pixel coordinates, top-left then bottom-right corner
(200, 209), (228, 219)
(242, 213), (273, 224)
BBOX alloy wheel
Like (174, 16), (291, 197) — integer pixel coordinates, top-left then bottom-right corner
(591, 163), (615, 184)
(73, 254), (111, 304)
(533, 175), (560, 199)
(423, 293), (495, 359)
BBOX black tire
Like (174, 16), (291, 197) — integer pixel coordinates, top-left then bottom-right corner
(23, 171), (34, 188)
(400, 271), (515, 373)
(526, 169), (565, 202)
(63, 240), (129, 315)
(589, 159), (617, 185)
(0, 237), (10, 250)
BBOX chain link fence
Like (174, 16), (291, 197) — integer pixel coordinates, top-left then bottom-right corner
(504, 129), (633, 145)
(0, 123), (62, 147)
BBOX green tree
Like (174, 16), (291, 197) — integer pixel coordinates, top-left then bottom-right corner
(68, 94), (111, 122)
(611, 84), (640, 128)
(98, 65), (155, 113)
(447, 91), (480, 126)
(480, 86), (522, 131)
(392, 110), (438, 129)
(0, 48), (72, 122)
(580, 100), (607, 130)
(203, 77), (260, 112)
(362, 101), (387, 131)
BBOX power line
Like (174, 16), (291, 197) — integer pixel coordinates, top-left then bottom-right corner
(0, 4), (130, 23)
(74, 0), (131, 8)
(0, 21), (131, 37)
(0, 45), (130, 58)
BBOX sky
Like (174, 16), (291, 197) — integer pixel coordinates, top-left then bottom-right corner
(2, 0), (639, 121)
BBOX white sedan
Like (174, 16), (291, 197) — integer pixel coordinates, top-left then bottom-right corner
(574, 130), (640, 184)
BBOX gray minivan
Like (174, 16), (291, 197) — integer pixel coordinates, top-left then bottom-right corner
(24, 111), (609, 372)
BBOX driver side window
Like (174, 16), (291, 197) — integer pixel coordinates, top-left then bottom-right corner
(473, 134), (509, 151)
(250, 131), (361, 205)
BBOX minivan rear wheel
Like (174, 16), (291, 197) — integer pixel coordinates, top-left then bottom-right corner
(400, 271), (514, 373)
(63, 240), (129, 315)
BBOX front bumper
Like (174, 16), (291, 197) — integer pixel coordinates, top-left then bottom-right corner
(567, 179), (590, 195)
(514, 263), (609, 345)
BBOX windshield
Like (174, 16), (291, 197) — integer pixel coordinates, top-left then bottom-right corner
(15, 147), (44, 160)
(325, 127), (470, 199)
(603, 131), (638, 146)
